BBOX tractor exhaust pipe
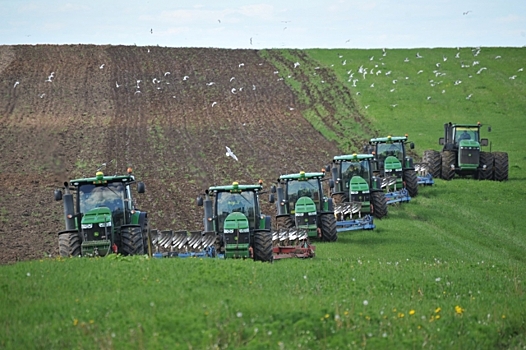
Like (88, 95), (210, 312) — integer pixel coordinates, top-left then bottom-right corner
(203, 194), (214, 232)
(276, 186), (286, 215)
(63, 182), (76, 231)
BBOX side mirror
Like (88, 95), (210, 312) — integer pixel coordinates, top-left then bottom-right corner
(329, 179), (335, 189)
(270, 185), (276, 194)
(439, 137), (445, 145)
(325, 165), (331, 172)
(410, 142), (415, 149)
(197, 196), (203, 206)
(480, 138), (489, 146)
(137, 182), (145, 193)
(269, 194), (275, 203)
(54, 189), (63, 201)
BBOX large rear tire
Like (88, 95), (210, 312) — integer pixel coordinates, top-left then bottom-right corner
(59, 232), (81, 257)
(275, 215), (294, 230)
(423, 150), (441, 178)
(403, 169), (419, 197)
(121, 226), (145, 256)
(440, 151), (455, 180)
(478, 152), (494, 180)
(371, 191), (388, 219)
(319, 214), (337, 242)
(253, 231), (273, 262)
(493, 152), (509, 181)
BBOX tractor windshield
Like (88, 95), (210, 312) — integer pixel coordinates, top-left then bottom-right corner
(216, 191), (257, 230)
(377, 142), (403, 162)
(454, 127), (479, 143)
(286, 179), (321, 210)
(341, 160), (371, 187)
(79, 183), (126, 216)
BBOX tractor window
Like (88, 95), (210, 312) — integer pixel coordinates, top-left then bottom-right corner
(455, 127), (479, 143)
(216, 191), (256, 229)
(79, 183), (125, 217)
(286, 179), (321, 210)
(340, 161), (371, 188)
(377, 142), (403, 162)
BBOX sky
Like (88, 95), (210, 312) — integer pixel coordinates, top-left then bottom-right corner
(1, 0), (525, 49)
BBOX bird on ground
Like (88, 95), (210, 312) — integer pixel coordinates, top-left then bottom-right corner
(427, 96), (431, 100)
(442, 90), (446, 94)
(211, 102), (217, 107)
(252, 85), (256, 90)
(39, 93), (45, 98)
(466, 94), (473, 100)
(518, 68), (524, 72)
(392, 79), (397, 84)
(390, 88), (395, 92)
(385, 70), (391, 76)
(495, 55), (501, 59)
(100, 64), (105, 69)
(436, 63), (441, 68)
(13, 81), (19, 88)
(115, 82), (120, 88)
(206, 82), (215, 86)
(225, 146), (238, 161)
(476, 67), (487, 74)
(183, 76), (189, 81)
(473, 60), (479, 66)
(454, 80), (462, 85)
(370, 83), (375, 88)
(391, 104), (398, 107)
(417, 70), (424, 74)
(455, 52), (460, 59)
(288, 107), (294, 110)
(365, 105), (370, 109)
(239, 63), (244, 68)
(294, 62), (300, 68)
(404, 58), (409, 62)
(443, 56), (447, 62)
(509, 75), (517, 80)
(164, 72), (171, 76)
(134, 91), (141, 95)
(369, 56), (374, 61)
(231, 88), (237, 94)
(356, 91), (361, 95)
(416, 52), (422, 58)
(342, 59), (346, 65)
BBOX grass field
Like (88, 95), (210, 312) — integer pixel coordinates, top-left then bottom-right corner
(1, 47), (526, 349)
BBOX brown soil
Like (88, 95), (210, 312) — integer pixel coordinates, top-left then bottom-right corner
(0, 45), (366, 264)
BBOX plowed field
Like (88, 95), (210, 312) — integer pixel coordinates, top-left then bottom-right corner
(0, 45), (373, 264)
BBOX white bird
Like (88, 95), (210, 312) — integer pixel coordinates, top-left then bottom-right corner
(342, 59), (346, 65)
(370, 83), (375, 88)
(351, 79), (358, 87)
(509, 75), (517, 80)
(370, 68), (374, 75)
(45, 73), (54, 82)
(495, 55), (501, 59)
(518, 68), (524, 72)
(115, 82), (120, 88)
(13, 81), (19, 88)
(238, 63), (244, 68)
(230, 77), (235, 82)
(183, 76), (189, 81)
(427, 96), (431, 100)
(455, 52), (460, 59)
(442, 89), (446, 94)
(164, 72), (171, 76)
(225, 146), (238, 161)
(391, 104), (398, 107)
(416, 52), (422, 58)
(211, 101), (217, 107)
(369, 56), (374, 61)
(288, 107), (295, 110)
(404, 57), (409, 62)
(206, 82), (215, 86)
(252, 85), (256, 90)
(365, 105), (370, 109)
(417, 70), (424, 74)
(294, 62), (300, 68)
(476, 67), (487, 74)
(99, 64), (105, 69)
(39, 93), (45, 98)
(152, 78), (158, 84)
(273, 71), (279, 74)
(443, 56), (447, 62)
(436, 63), (441, 68)
(454, 80), (462, 85)
(390, 88), (395, 92)
(392, 79), (397, 84)
(466, 93), (473, 100)
(385, 70), (392, 76)
(134, 90), (141, 95)
(231, 88), (237, 94)
(358, 65), (364, 73)
(473, 60), (479, 66)
(356, 92), (361, 95)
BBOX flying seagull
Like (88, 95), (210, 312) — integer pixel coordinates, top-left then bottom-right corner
(225, 146), (238, 161)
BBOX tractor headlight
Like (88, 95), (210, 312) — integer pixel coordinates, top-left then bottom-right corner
(99, 222), (112, 228)
(81, 224), (93, 229)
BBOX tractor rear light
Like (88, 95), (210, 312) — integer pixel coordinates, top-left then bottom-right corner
(67, 214), (73, 219)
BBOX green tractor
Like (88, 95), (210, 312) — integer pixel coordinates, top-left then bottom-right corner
(54, 168), (150, 257)
(367, 135), (419, 199)
(151, 181), (273, 262)
(272, 171), (338, 242)
(423, 122), (508, 181)
(330, 153), (387, 223)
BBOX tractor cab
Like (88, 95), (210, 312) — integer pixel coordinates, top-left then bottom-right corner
(368, 135), (414, 174)
(278, 171), (326, 216)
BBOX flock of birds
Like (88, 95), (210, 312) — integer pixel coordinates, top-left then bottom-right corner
(333, 47), (523, 109)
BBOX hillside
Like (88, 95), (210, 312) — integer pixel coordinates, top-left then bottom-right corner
(0, 45), (377, 264)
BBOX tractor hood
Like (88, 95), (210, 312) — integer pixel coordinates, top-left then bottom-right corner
(81, 207), (112, 226)
(223, 212), (249, 233)
(384, 156), (402, 172)
(295, 197), (317, 214)
(349, 176), (369, 193)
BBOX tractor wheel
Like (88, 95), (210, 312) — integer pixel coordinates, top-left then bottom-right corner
(331, 193), (347, 206)
(371, 191), (388, 219)
(403, 169), (419, 198)
(59, 232), (81, 257)
(121, 226), (145, 256)
(319, 213), (337, 242)
(423, 150), (441, 178)
(493, 152), (509, 181)
(440, 151), (456, 180)
(253, 231), (273, 262)
(275, 215), (294, 230)
(478, 152), (494, 180)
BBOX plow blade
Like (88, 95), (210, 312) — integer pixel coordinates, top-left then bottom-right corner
(336, 215), (375, 232)
(385, 188), (411, 205)
(334, 202), (362, 219)
(415, 163), (435, 186)
(150, 229), (218, 258)
(271, 228), (315, 259)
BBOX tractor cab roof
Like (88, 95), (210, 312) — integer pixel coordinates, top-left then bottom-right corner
(451, 123), (480, 128)
(369, 135), (408, 144)
(208, 182), (263, 193)
(279, 171), (325, 182)
(69, 171), (136, 187)
(333, 154), (374, 162)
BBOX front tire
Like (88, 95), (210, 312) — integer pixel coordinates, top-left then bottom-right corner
(275, 215), (294, 230)
(121, 226), (145, 256)
(59, 232), (81, 257)
(253, 231), (273, 262)
(319, 213), (337, 242)
(478, 152), (494, 180)
(440, 151), (456, 180)
(423, 150), (441, 178)
(493, 152), (509, 181)
(403, 169), (419, 197)
(371, 191), (388, 219)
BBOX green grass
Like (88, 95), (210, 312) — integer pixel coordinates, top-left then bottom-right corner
(2, 47), (526, 349)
